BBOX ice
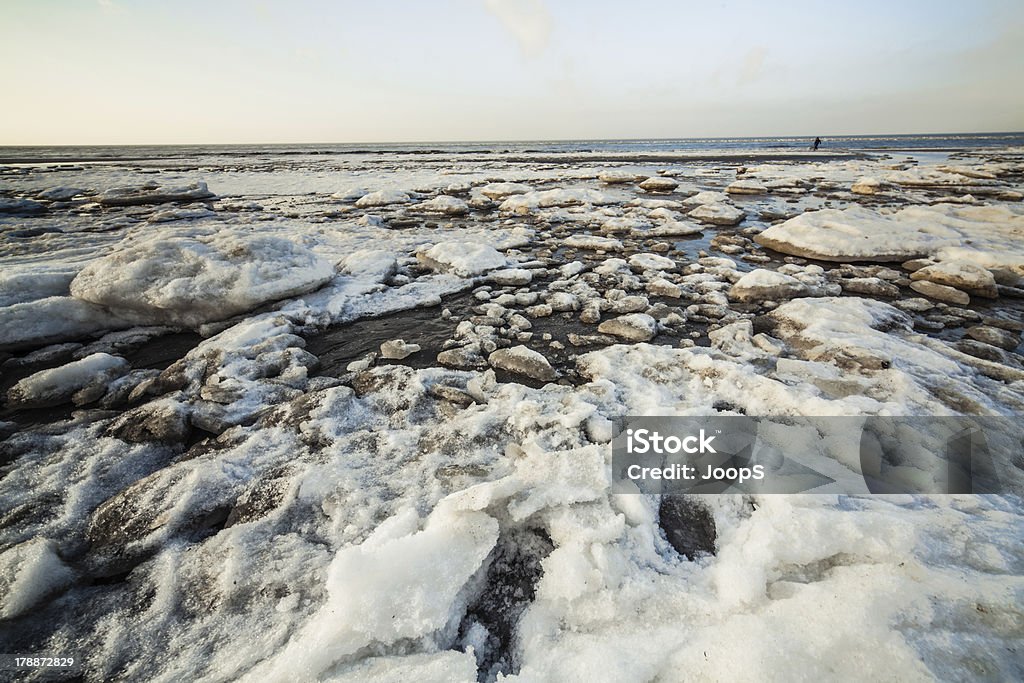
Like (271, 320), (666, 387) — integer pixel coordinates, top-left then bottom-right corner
(354, 189), (412, 207)
(627, 253), (676, 271)
(499, 188), (617, 214)
(479, 182), (531, 200)
(851, 176), (882, 194)
(69, 232), (335, 327)
(417, 195), (469, 215)
(148, 205), (217, 223)
(380, 339), (421, 360)
(688, 202), (745, 226)
(249, 507), (498, 681)
(488, 345), (559, 381)
(597, 313), (657, 341)
(0, 296), (139, 351)
(3, 144), (1024, 683)
(638, 177), (679, 193)
(725, 179), (767, 194)
(416, 241), (511, 277)
(598, 170), (643, 184)
(0, 198), (47, 214)
(96, 181), (215, 206)
(37, 186), (85, 201)
(682, 190), (729, 206)
(0, 268), (77, 307)
(909, 260), (998, 298)
(564, 235), (624, 251)
(488, 268), (533, 286)
(755, 205), (961, 262)
(6, 352), (129, 408)
(0, 538), (75, 619)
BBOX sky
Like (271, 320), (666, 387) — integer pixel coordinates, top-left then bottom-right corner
(1, 0), (1022, 144)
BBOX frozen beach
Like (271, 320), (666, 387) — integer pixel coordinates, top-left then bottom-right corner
(2, 135), (1024, 681)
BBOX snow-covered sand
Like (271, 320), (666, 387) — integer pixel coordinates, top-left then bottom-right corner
(1, 143), (1023, 681)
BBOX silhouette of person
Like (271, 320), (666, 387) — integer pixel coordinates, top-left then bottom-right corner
(812, 137), (822, 151)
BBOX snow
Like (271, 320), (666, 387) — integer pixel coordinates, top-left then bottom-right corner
(416, 241), (510, 277)
(69, 232), (335, 327)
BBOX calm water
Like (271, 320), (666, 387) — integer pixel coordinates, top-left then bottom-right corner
(2, 132), (1023, 163)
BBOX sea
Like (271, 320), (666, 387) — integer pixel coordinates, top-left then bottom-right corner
(2, 132), (1023, 164)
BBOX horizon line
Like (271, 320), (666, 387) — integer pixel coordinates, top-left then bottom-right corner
(1, 130), (1023, 149)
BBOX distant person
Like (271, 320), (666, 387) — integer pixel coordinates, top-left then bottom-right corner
(812, 136), (822, 151)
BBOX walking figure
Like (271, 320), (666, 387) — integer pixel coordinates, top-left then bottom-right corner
(812, 137), (822, 151)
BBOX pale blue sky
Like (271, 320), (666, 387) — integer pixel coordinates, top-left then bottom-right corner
(1, 0), (1022, 144)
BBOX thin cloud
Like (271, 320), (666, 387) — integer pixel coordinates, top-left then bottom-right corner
(484, 0), (552, 58)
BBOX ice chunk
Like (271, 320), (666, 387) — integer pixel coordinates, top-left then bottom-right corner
(757, 205), (962, 262)
(0, 539), (74, 619)
(379, 339), (421, 360)
(683, 190), (729, 206)
(598, 170), (644, 184)
(725, 179), (767, 194)
(597, 313), (657, 341)
(0, 296), (140, 350)
(479, 182), (530, 200)
(488, 345), (559, 382)
(416, 241), (510, 277)
(628, 253), (676, 271)
(564, 235), (624, 251)
(910, 260), (998, 298)
(69, 233), (335, 327)
(851, 177), (882, 195)
(6, 352), (130, 408)
(638, 177), (679, 193)
(416, 195), (469, 215)
(499, 188), (616, 214)
(729, 269), (810, 302)
(252, 508), (497, 681)
(488, 268), (533, 286)
(0, 198), (46, 214)
(96, 181), (214, 206)
(688, 203), (745, 226)
(354, 189), (411, 207)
